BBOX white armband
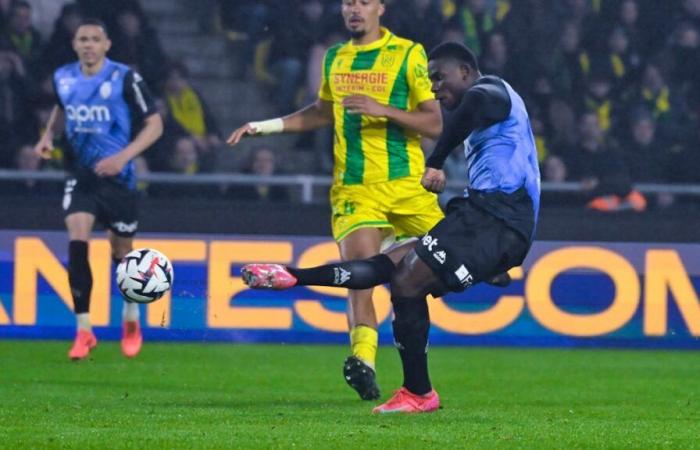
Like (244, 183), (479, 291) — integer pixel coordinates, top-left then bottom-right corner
(249, 118), (284, 135)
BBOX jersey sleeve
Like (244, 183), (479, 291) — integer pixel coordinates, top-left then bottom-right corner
(123, 70), (157, 122)
(318, 48), (335, 102)
(406, 44), (435, 107)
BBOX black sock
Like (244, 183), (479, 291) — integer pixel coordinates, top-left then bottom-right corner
(392, 296), (432, 395)
(287, 254), (395, 289)
(69, 240), (92, 314)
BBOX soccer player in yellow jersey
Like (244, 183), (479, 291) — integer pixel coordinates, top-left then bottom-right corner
(227, 0), (444, 400)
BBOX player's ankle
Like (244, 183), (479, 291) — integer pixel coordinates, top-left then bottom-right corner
(350, 325), (378, 369)
(122, 302), (140, 322)
(76, 313), (92, 331)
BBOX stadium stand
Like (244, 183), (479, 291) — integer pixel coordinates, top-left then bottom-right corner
(0, 0), (698, 210)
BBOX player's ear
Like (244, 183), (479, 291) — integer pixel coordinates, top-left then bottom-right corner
(378, 0), (386, 17)
(459, 64), (470, 81)
(105, 37), (112, 52)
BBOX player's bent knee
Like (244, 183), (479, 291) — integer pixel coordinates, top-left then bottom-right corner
(390, 252), (436, 299)
(390, 266), (422, 299)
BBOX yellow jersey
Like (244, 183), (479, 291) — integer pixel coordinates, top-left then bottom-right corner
(319, 28), (435, 186)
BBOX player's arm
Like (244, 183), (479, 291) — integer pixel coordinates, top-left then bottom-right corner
(422, 82), (510, 193)
(227, 98), (333, 146)
(227, 43), (342, 146)
(95, 71), (163, 177)
(113, 113), (163, 160)
(345, 43), (442, 138)
(342, 96), (442, 139)
(342, 44), (443, 138)
(94, 115), (162, 177)
(385, 98), (442, 138)
(35, 75), (65, 159)
(34, 104), (63, 159)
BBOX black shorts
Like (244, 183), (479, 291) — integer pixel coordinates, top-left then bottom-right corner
(415, 197), (530, 293)
(62, 172), (139, 237)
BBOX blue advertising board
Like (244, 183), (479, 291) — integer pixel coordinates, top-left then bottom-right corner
(1, 231), (698, 348)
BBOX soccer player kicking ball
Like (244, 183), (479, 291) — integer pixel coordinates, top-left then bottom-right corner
(241, 42), (541, 414)
(34, 19), (162, 360)
(228, 0), (445, 401)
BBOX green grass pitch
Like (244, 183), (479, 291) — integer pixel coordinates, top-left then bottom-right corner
(1, 340), (699, 449)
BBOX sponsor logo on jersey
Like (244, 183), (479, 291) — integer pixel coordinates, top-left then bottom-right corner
(58, 77), (77, 94)
(433, 250), (446, 265)
(99, 81), (112, 99)
(65, 104), (111, 122)
(454, 264), (474, 288)
(422, 234), (439, 252)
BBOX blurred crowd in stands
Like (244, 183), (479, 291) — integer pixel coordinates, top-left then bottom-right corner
(2, 0), (699, 210)
(218, 0), (700, 210)
(0, 0), (241, 199)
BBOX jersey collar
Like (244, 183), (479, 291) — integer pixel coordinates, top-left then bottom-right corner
(347, 27), (393, 52)
(79, 57), (111, 80)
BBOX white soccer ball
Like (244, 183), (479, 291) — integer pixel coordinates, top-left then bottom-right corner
(116, 248), (174, 304)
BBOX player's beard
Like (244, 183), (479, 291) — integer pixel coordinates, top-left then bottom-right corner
(349, 28), (366, 39)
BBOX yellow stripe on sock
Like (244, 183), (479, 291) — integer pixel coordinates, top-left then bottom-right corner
(350, 325), (378, 368)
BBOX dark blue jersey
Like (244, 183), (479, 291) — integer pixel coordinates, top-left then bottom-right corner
(427, 76), (541, 241)
(54, 58), (156, 189)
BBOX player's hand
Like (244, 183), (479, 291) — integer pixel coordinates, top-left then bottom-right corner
(421, 167), (446, 193)
(94, 154), (127, 177)
(226, 123), (258, 146)
(33, 137), (53, 160)
(342, 95), (387, 117)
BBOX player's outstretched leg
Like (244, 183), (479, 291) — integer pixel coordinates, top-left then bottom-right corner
(242, 254), (400, 400)
(242, 254), (396, 290)
(241, 264), (299, 289)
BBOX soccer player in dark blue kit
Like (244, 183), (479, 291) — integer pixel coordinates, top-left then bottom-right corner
(242, 41), (540, 413)
(34, 19), (163, 360)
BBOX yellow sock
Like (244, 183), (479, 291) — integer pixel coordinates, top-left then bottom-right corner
(350, 325), (378, 369)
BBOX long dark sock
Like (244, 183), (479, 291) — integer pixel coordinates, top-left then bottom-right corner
(69, 240), (92, 314)
(287, 254), (395, 289)
(392, 296), (432, 395)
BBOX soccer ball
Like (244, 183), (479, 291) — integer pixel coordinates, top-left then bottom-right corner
(116, 248), (174, 304)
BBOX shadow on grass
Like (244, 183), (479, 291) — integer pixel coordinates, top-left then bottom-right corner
(144, 398), (361, 410)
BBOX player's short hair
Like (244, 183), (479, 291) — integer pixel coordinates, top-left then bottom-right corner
(429, 41), (479, 72)
(75, 18), (109, 38)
